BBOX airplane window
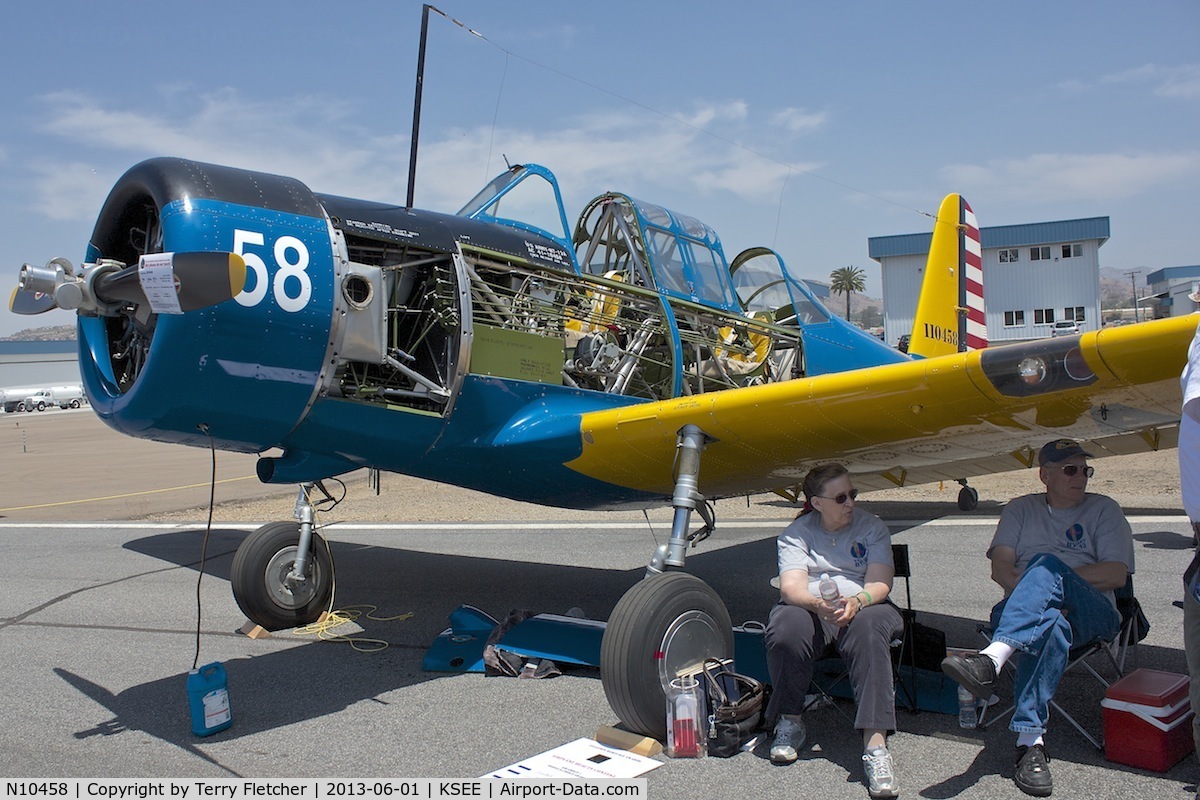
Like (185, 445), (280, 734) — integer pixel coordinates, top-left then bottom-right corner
(645, 227), (692, 296)
(635, 200), (673, 229)
(457, 169), (522, 217)
(457, 166), (570, 244)
(685, 240), (736, 307)
(676, 213), (713, 241)
(733, 258), (789, 311)
(780, 296), (831, 326)
(731, 252), (829, 324)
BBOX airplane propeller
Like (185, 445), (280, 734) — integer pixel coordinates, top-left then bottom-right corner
(8, 285), (58, 315)
(11, 252), (247, 317)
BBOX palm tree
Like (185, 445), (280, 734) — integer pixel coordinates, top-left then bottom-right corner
(829, 265), (866, 321)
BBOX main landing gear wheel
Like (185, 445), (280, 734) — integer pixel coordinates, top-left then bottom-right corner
(957, 484), (980, 512)
(600, 572), (733, 739)
(231, 521), (333, 631)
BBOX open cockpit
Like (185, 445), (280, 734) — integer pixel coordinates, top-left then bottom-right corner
(324, 163), (870, 414)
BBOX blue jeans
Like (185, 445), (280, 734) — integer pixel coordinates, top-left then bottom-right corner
(988, 553), (1121, 734)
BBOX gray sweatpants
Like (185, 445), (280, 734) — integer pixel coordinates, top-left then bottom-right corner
(764, 600), (904, 732)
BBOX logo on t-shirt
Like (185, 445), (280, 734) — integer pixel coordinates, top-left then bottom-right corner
(1064, 523), (1087, 550)
(851, 541), (868, 566)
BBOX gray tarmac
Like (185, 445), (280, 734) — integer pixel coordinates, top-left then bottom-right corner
(1, 513), (1196, 799)
(2, 408), (1197, 797)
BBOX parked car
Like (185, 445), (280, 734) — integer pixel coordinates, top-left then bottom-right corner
(897, 334), (910, 353)
(1050, 320), (1081, 337)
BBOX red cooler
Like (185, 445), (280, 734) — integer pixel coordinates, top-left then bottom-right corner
(1101, 669), (1193, 772)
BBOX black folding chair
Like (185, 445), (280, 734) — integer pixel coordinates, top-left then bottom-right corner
(807, 543), (918, 716)
(889, 543), (920, 712)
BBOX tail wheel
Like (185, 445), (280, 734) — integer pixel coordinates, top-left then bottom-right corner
(957, 485), (979, 511)
(231, 521), (333, 631)
(600, 572), (732, 739)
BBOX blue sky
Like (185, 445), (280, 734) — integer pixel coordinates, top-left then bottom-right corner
(2, 1), (1198, 337)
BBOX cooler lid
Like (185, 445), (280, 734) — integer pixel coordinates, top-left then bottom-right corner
(1106, 668), (1190, 708)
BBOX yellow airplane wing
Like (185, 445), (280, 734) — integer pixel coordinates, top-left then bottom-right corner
(569, 315), (1195, 499)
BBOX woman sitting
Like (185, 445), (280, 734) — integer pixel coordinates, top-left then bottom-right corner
(764, 462), (903, 799)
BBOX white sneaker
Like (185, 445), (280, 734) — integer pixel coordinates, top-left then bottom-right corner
(863, 746), (899, 798)
(769, 715), (807, 764)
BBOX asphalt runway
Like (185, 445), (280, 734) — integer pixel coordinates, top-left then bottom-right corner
(1, 513), (1196, 799)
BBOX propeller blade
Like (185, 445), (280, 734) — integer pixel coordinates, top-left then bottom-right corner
(94, 252), (247, 313)
(9, 285), (58, 315)
(172, 252), (248, 311)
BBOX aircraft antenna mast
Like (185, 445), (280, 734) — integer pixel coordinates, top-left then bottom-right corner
(407, 4), (433, 208)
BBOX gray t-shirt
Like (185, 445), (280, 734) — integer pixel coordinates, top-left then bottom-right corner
(988, 492), (1134, 606)
(777, 508), (894, 599)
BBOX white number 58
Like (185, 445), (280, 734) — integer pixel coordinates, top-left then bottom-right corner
(233, 229), (312, 312)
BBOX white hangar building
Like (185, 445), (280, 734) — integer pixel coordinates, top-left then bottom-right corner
(1146, 265), (1200, 319)
(869, 216), (1110, 347)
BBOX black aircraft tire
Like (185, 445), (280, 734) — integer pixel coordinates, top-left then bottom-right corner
(957, 485), (980, 512)
(231, 521), (333, 631)
(600, 572), (733, 739)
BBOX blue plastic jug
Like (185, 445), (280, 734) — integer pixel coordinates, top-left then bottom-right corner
(187, 662), (232, 736)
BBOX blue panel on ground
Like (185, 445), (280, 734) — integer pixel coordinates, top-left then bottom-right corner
(492, 614), (606, 667)
(421, 605), (499, 673)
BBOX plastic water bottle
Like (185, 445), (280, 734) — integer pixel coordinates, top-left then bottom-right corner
(957, 685), (978, 729)
(819, 573), (842, 606)
(665, 676), (705, 758)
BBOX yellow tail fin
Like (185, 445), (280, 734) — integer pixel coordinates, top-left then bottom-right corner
(907, 194), (985, 359)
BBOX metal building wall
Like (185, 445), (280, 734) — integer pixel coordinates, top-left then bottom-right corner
(1147, 265), (1200, 319)
(876, 223), (1105, 346)
(881, 253), (924, 347)
(984, 241), (1101, 341)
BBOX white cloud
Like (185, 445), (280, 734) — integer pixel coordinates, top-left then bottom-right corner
(27, 88), (816, 223)
(1070, 63), (1200, 99)
(940, 151), (1200, 203)
(1154, 64), (1200, 98)
(28, 161), (113, 221)
(30, 89), (413, 218)
(771, 107), (828, 134)
(681, 100), (749, 128)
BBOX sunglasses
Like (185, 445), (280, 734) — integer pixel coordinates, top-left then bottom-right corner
(814, 489), (859, 505)
(1051, 464), (1094, 478)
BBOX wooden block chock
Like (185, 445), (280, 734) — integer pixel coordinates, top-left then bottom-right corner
(594, 726), (664, 757)
(238, 620), (272, 639)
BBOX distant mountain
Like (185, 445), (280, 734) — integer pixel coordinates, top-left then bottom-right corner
(824, 291), (883, 326)
(1, 325), (76, 342)
(1099, 266), (1147, 313)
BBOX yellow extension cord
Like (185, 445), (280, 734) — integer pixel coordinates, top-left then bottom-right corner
(287, 484), (414, 652)
(292, 605), (415, 652)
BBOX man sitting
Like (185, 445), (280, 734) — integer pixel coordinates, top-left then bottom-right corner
(941, 439), (1134, 797)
